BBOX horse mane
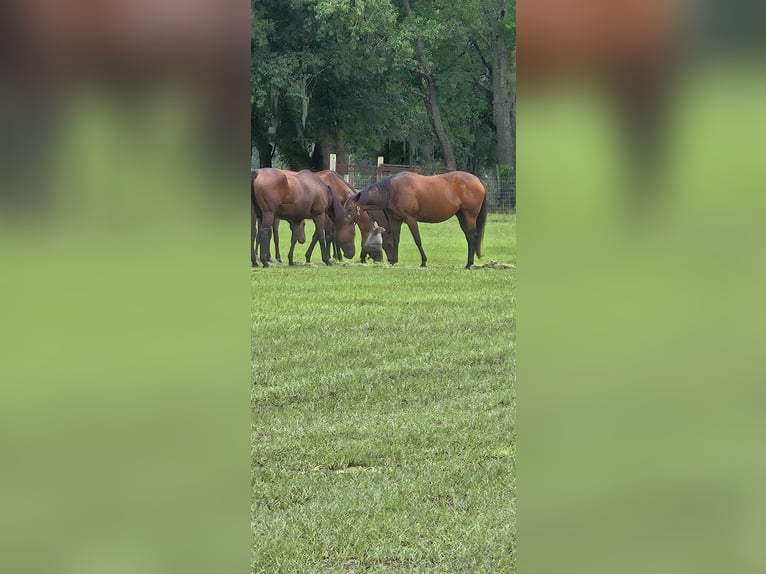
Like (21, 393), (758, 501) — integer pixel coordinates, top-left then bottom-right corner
(324, 183), (344, 223)
(360, 176), (393, 206)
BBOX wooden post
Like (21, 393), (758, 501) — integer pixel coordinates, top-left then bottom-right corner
(377, 156), (384, 166)
(329, 153), (337, 172)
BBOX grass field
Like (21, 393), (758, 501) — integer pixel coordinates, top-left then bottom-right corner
(252, 214), (516, 572)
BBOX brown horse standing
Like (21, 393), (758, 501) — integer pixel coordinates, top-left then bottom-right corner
(251, 171), (305, 266)
(252, 168), (355, 267)
(310, 170), (392, 263)
(349, 171), (487, 269)
(251, 196), (305, 266)
(304, 170), (357, 263)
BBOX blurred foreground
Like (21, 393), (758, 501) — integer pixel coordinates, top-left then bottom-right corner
(518, 1), (766, 572)
(1, 0), (765, 573)
(1, 1), (249, 573)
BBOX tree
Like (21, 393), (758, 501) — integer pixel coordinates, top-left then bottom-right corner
(251, 0), (514, 173)
(491, 0), (515, 170)
(398, 0), (457, 170)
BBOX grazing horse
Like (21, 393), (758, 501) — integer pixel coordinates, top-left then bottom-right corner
(304, 169), (394, 264)
(349, 171), (487, 269)
(251, 198), (305, 267)
(251, 171), (305, 266)
(304, 170), (357, 263)
(309, 170), (393, 263)
(252, 168), (355, 267)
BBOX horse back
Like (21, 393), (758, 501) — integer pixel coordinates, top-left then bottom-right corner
(252, 168), (290, 212)
(294, 170), (332, 214)
(390, 171), (484, 222)
(317, 170), (355, 203)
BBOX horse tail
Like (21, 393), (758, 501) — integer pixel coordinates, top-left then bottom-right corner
(475, 193), (488, 259)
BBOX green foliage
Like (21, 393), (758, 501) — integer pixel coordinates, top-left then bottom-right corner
(252, 0), (514, 170)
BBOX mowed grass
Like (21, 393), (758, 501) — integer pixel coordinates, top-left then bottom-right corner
(252, 214), (516, 572)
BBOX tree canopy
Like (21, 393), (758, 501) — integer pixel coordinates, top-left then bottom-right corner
(251, 0), (515, 174)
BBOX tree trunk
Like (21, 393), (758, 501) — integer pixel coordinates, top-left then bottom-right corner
(335, 126), (347, 174)
(401, 0), (457, 170)
(420, 60), (457, 170)
(251, 105), (273, 168)
(491, 0), (515, 170)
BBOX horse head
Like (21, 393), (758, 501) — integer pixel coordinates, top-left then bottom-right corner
(329, 190), (356, 260)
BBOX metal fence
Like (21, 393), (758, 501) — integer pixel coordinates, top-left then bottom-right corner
(344, 164), (515, 213)
(483, 171), (516, 213)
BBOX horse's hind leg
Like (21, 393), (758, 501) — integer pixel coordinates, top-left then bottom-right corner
(388, 218), (402, 265)
(272, 218), (281, 263)
(288, 234), (299, 265)
(312, 215), (330, 265)
(305, 230), (319, 263)
(456, 210), (478, 269)
(258, 212), (275, 267)
(404, 217), (427, 268)
(251, 213), (259, 267)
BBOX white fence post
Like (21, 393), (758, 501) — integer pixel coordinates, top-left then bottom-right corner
(329, 153), (337, 171)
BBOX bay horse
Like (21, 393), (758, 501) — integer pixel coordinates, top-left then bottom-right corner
(304, 170), (357, 263)
(304, 170), (394, 263)
(251, 171), (305, 266)
(348, 171), (487, 269)
(252, 168), (355, 267)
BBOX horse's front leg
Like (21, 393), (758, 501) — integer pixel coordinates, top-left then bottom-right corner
(388, 218), (402, 265)
(258, 212), (275, 267)
(312, 215), (330, 265)
(403, 217), (427, 268)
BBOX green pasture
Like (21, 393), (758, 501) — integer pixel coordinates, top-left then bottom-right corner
(251, 214), (516, 572)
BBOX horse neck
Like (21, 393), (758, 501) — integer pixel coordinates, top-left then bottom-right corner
(326, 189), (346, 227)
(357, 210), (373, 236)
(362, 183), (387, 208)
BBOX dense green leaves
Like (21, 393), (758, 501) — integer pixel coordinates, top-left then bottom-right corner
(251, 0), (514, 172)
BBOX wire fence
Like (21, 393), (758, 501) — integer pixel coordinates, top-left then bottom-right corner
(345, 164), (515, 213)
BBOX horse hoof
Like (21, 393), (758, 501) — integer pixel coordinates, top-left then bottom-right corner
(276, 258), (282, 263)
